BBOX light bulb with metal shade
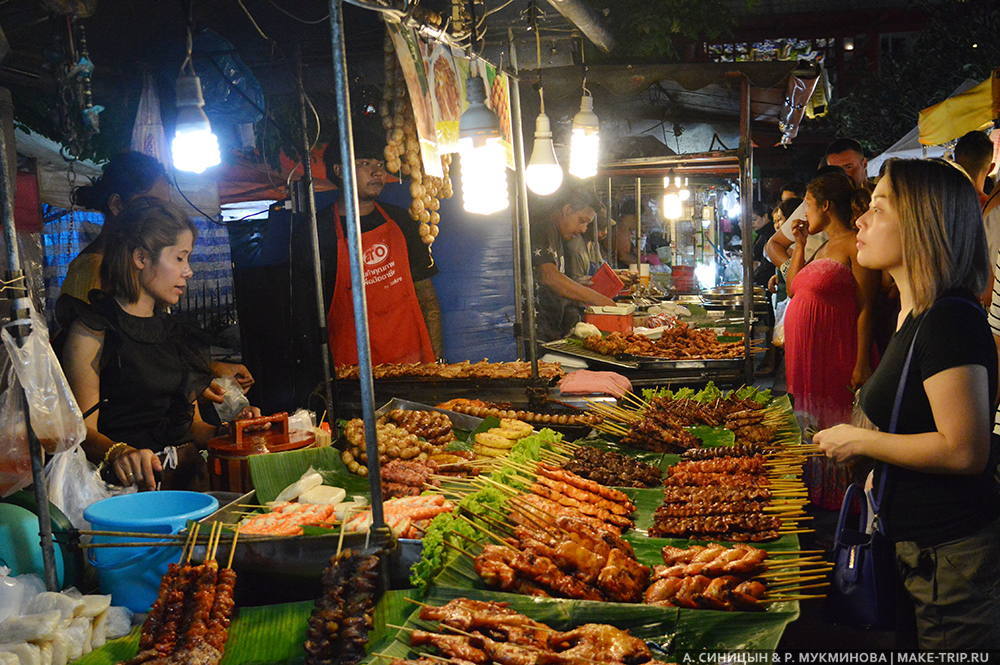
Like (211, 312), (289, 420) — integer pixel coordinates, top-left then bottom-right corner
(526, 112), (563, 196)
(171, 75), (221, 174)
(569, 94), (599, 178)
(458, 77), (509, 215)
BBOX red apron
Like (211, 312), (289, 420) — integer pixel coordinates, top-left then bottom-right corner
(328, 203), (434, 366)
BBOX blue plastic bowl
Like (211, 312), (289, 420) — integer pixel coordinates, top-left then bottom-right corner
(83, 491), (218, 612)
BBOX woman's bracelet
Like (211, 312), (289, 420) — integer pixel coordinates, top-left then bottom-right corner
(100, 442), (129, 468)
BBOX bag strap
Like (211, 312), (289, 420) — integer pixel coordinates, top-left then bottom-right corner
(873, 295), (986, 512)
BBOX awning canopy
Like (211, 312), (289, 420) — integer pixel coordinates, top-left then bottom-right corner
(918, 69), (999, 146)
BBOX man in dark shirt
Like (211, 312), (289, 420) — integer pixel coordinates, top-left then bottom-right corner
(531, 179), (615, 341)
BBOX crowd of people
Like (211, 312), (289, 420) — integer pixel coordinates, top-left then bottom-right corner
(753, 136), (1000, 649)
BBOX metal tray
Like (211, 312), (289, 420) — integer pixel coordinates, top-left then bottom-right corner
(541, 339), (640, 369)
(616, 354), (745, 370)
(196, 491), (414, 604)
(375, 397), (484, 430)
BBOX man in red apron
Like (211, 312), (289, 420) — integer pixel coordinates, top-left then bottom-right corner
(323, 134), (435, 366)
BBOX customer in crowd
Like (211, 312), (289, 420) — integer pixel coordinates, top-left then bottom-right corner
(779, 181), (806, 201)
(816, 159), (1000, 650)
(62, 152), (171, 302)
(784, 171), (880, 510)
(751, 200), (775, 288)
(823, 137), (870, 190)
(954, 129), (994, 208)
(531, 178), (615, 341)
(766, 197), (804, 302)
(60, 199), (259, 491)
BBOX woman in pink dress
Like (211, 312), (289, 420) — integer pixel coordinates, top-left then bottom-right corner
(784, 171), (880, 509)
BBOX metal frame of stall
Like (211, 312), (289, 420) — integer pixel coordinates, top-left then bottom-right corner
(0, 119), (59, 591)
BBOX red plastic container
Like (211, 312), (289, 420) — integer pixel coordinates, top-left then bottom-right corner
(583, 312), (634, 334)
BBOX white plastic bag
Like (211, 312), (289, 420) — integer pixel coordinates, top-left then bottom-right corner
(0, 349), (31, 498)
(772, 298), (790, 348)
(45, 444), (133, 531)
(0, 567), (45, 623)
(0, 308), (85, 455)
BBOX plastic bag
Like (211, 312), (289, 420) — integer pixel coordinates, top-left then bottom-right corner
(772, 298), (789, 348)
(212, 375), (250, 422)
(0, 567), (45, 623)
(1, 308), (85, 455)
(287, 408), (315, 434)
(45, 444), (134, 531)
(0, 348), (31, 497)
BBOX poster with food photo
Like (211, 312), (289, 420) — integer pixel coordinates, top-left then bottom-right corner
(481, 62), (515, 170)
(427, 43), (464, 153)
(387, 22), (444, 177)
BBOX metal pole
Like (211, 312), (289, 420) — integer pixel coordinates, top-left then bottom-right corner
(634, 177), (641, 267)
(507, 37), (539, 378)
(295, 47), (335, 426)
(606, 177), (613, 266)
(506, 31), (526, 363)
(737, 73), (754, 384)
(327, 0), (384, 530)
(0, 118), (57, 591)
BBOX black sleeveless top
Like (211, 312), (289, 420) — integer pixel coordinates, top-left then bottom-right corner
(57, 291), (214, 452)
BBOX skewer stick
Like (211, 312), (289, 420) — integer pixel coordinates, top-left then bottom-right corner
(455, 514), (514, 549)
(185, 523), (201, 563)
(440, 538), (477, 560)
(768, 582), (830, 593)
(225, 526), (240, 569)
(80, 529), (190, 540)
(773, 549), (825, 555)
(777, 528), (815, 535)
(760, 594), (827, 602)
(404, 597), (433, 609)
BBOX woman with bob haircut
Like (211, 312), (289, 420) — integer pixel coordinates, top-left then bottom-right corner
(816, 159), (1000, 649)
(60, 198), (257, 491)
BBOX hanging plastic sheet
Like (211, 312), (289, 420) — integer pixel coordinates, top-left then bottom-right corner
(193, 29), (265, 127)
(1, 307), (85, 457)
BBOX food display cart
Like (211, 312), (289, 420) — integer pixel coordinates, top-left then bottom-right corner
(0, 3), (825, 665)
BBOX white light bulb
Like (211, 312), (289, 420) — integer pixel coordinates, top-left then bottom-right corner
(459, 136), (509, 215)
(679, 188), (691, 201)
(526, 112), (563, 196)
(172, 127), (221, 174)
(172, 76), (221, 174)
(569, 95), (600, 178)
(663, 192), (683, 220)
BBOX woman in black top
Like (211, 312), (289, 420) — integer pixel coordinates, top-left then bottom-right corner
(815, 159), (1000, 649)
(61, 199), (257, 490)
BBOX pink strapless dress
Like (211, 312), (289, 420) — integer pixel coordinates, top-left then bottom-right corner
(785, 258), (870, 510)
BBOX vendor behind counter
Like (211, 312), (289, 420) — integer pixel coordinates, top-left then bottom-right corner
(288, 119), (441, 405)
(530, 179), (615, 341)
(59, 198), (259, 491)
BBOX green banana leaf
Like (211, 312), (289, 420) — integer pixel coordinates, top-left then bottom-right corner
(249, 446), (372, 504)
(687, 426), (736, 448)
(73, 590), (418, 665)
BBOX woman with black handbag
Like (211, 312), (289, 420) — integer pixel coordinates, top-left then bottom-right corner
(815, 159), (1000, 649)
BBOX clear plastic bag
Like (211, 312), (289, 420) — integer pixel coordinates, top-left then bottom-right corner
(212, 375), (250, 422)
(0, 348), (32, 497)
(1, 308), (85, 455)
(45, 443), (134, 531)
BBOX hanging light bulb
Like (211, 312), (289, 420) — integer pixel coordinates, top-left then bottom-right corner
(526, 111), (563, 195)
(662, 177), (682, 220)
(569, 94), (600, 178)
(679, 176), (691, 201)
(458, 76), (509, 215)
(171, 75), (221, 174)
